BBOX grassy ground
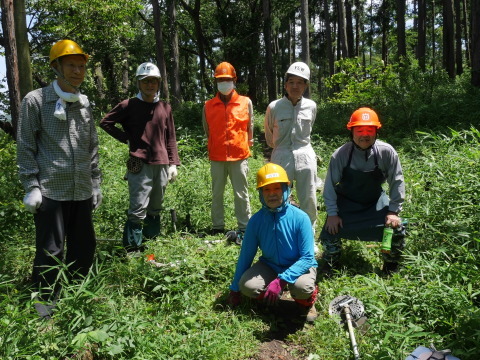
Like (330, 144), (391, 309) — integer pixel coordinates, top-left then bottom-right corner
(0, 122), (479, 359)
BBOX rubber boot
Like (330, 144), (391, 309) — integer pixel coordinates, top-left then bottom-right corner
(123, 220), (143, 249)
(143, 214), (160, 239)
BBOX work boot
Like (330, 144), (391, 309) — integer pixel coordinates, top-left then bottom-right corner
(226, 230), (244, 245)
(382, 261), (399, 276)
(33, 296), (57, 320)
(295, 286), (319, 323)
(143, 214), (160, 239)
(123, 220), (143, 249)
(303, 304), (318, 323)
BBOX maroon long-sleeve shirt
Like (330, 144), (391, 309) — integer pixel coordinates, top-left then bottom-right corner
(100, 97), (180, 165)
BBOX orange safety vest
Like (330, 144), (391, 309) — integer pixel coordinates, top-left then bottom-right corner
(204, 90), (251, 161)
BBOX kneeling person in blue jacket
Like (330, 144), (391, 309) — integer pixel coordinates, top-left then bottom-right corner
(227, 163), (318, 322)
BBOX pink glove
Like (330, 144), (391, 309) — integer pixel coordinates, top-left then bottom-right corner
(227, 290), (242, 307)
(264, 278), (287, 305)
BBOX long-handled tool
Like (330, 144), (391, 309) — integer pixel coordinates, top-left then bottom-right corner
(329, 295), (365, 360)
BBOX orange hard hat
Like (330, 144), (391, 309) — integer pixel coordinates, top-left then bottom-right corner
(347, 107), (382, 130)
(214, 62), (237, 79)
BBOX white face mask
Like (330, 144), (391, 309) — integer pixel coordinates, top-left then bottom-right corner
(217, 81), (234, 95)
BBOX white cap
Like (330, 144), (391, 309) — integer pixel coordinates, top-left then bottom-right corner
(136, 62), (161, 80)
(285, 61), (310, 81)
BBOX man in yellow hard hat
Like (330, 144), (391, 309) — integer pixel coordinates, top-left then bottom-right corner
(202, 62), (253, 240)
(16, 39), (102, 318)
(320, 107), (406, 276)
(227, 163), (318, 322)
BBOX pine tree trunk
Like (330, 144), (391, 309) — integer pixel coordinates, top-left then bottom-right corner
(263, 0), (276, 103)
(300, 0), (311, 97)
(167, 0), (182, 107)
(13, 0), (32, 100)
(454, 0), (463, 75)
(396, 0), (406, 59)
(1, 0), (20, 139)
(417, 0), (427, 70)
(443, 0), (456, 78)
(337, 0), (349, 58)
(324, 0), (335, 76)
(472, 0), (480, 86)
(151, 0), (170, 101)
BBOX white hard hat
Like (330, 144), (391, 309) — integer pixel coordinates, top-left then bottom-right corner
(285, 61), (310, 81)
(136, 62), (161, 80)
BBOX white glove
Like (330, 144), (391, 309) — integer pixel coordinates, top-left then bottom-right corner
(92, 179), (103, 210)
(167, 165), (178, 183)
(23, 188), (42, 214)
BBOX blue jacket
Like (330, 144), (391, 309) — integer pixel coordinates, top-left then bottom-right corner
(230, 202), (317, 292)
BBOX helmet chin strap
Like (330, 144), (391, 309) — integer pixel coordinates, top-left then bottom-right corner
(52, 60), (80, 92)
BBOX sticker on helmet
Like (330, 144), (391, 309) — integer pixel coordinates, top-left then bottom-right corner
(266, 173), (280, 179)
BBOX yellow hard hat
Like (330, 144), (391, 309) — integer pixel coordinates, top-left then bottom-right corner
(256, 163), (290, 189)
(49, 39), (89, 64)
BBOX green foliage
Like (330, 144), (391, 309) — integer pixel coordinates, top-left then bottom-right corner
(319, 58), (480, 137)
(0, 134), (27, 243)
(1, 116), (479, 358)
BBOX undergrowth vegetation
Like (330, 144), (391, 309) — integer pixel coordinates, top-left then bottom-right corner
(0, 69), (479, 359)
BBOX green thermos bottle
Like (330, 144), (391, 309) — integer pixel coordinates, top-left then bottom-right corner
(381, 227), (394, 253)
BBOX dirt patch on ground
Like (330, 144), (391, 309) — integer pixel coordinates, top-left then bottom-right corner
(250, 339), (307, 360)
(244, 293), (312, 360)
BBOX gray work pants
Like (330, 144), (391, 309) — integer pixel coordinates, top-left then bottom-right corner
(239, 261), (317, 300)
(127, 163), (169, 223)
(210, 159), (251, 231)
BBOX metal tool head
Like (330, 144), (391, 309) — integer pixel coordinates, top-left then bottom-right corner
(329, 295), (365, 324)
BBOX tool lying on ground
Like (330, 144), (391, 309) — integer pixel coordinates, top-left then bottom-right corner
(146, 254), (185, 268)
(329, 295), (366, 360)
(405, 345), (461, 360)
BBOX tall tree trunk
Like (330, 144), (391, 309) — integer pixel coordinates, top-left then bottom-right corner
(345, 0), (355, 57)
(461, 0), (470, 65)
(179, 0), (212, 98)
(369, 0), (374, 64)
(300, 0), (311, 97)
(13, 0), (32, 100)
(121, 49), (129, 98)
(443, 0), (456, 78)
(167, 0), (182, 107)
(337, 0), (349, 58)
(413, 0), (418, 30)
(354, 0), (362, 60)
(300, 0), (310, 63)
(263, 0), (276, 103)
(454, 0), (463, 75)
(151, 0), (170, 101)
(0, 0), (20, 138)
(432, 0), (437, 73)
(472, 0), (480, 86)
(396, 0), (407, 59)
(94, 65), (105, 101)
(324, 0), (335, 76)
(417, 0), (427, 70)
(380, 0), (390, 65)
